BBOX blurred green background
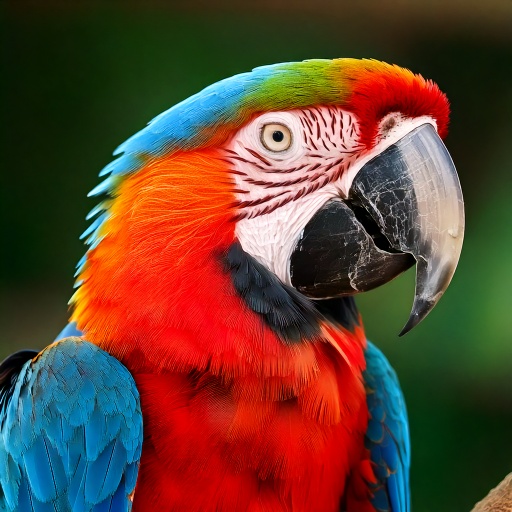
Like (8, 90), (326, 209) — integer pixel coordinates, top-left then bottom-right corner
(2, 1), (511, 510)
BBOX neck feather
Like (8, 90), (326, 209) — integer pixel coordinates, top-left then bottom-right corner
(71, 149), (366, 382)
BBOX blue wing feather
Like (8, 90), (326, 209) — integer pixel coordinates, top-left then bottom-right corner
(364, 341), (410, 512)
(0, 338), (143, 512)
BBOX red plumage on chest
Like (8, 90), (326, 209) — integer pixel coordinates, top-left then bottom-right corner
(72, 151), (375, 511)
(131, 327), (370, 512)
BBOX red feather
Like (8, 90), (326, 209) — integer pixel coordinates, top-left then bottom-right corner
(343, 60), (450, 148)
(72, 148), (375, 510)
(68, 60), (452, 509)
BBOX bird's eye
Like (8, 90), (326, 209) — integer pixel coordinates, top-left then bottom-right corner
(261, 123), (292, 152)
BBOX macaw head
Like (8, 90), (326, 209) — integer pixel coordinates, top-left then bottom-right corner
(72, 58), (464, 342)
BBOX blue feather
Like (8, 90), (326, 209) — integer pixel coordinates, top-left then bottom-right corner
(79, 215), (107, 240)
(0, 339), (143, 512)
(364, 341), (410, 512)
(67, 453), (87, 506)
(86, 234), (104, 250)
(85, 440), (123, 503)
(87, 177), (116, 198)
(85, 202), (109, 221)
(366, 417), (385, 443)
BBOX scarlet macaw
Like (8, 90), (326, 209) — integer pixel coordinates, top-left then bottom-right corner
(0, 59), (464, 511)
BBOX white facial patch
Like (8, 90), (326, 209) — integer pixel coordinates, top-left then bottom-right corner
(224, 107), (437, 284)
(235, 183), (344, 285)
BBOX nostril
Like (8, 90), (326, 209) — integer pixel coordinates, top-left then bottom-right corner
(382, 117), (397, 132)
(379, 113), (403, 138)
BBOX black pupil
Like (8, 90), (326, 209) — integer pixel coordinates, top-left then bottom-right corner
(272, 130), (284, 143)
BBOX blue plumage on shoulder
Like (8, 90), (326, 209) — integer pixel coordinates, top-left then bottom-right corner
(364, 341), (411, 512)
(0, 338), (143, 512)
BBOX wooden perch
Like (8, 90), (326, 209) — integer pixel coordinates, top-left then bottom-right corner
(472, 473), (512, 511)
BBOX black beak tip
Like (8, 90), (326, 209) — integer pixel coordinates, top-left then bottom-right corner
(398, 319), (418, 337)
(398, 296), (436, 337)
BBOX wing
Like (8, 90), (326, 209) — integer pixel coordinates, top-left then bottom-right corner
(0, 338), (143, 512)
(364, 341), (410, 512)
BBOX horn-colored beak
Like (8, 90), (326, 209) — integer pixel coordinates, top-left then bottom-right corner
(290, 124), (464, 335)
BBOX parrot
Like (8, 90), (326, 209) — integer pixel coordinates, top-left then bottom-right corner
(0, 58), (464, 512)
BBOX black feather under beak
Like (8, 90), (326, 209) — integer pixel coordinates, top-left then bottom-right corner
(290, 124), (464, 335)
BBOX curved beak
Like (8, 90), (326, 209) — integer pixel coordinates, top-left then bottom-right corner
(290, 124), (464, 335)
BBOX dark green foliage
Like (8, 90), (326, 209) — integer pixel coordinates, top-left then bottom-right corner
(2, 5), (511, 511)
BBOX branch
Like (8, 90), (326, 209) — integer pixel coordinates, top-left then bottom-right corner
(472, 473), (512, 511)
